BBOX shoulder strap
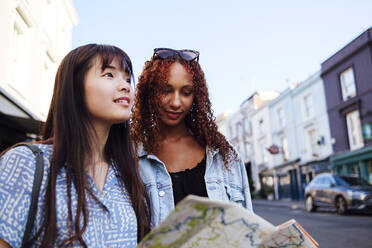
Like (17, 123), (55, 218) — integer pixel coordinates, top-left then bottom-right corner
(15, 144), (44, 247)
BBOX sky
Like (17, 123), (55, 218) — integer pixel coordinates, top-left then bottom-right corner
(71, 0), (372, 116)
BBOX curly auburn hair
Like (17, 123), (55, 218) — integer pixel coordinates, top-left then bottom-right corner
(131, 55), (237, 167)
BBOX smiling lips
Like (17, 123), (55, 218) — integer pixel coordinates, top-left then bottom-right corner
(114, 97), (130, 106)
(166, 111), (182, 120)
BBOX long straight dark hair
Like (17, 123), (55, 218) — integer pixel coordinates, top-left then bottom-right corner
(37, 44), (151, 246)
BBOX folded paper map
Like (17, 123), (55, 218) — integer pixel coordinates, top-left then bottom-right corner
(138, 195), (318, 248)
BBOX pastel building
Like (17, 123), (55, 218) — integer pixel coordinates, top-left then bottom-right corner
(321, 27), (372, 183)
(232, 92), (278, 195)
(0, 0), (78, 151)
(291, 71), (333, 199)
(266, 71), (333, 200)
(268, 86), (299, 200)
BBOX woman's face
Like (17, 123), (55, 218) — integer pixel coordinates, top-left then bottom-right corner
(84, 57), (134, 128)
(158, 62), (194, 127)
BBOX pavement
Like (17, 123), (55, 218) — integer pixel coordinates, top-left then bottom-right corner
(252, 198), (306, 211)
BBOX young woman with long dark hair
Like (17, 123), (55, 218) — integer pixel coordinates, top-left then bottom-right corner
(0, 44), (151, 247)
(131, 48), (252, 227)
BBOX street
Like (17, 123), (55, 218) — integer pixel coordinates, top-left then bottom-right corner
(253, 201), (372, 248)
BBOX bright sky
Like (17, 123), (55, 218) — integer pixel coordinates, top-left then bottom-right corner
(72, 0), (372, 116)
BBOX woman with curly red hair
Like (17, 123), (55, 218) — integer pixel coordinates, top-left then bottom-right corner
(131, 48), (252, 227)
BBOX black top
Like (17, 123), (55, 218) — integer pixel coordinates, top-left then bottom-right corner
(169, 155), (208, 205)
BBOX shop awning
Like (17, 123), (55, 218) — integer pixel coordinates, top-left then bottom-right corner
(0, 86), (44, 136)
(0, 111), (43, 135)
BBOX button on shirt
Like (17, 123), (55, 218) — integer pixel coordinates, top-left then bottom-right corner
(0, 144), (137, 247)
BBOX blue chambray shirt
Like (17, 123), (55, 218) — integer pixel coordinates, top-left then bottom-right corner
(0, 144), (137, 247)
(138, 146), (253, 227)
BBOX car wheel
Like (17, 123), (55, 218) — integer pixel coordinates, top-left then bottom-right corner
(335, 196), (348, 215)
(305, 196), (317, 212)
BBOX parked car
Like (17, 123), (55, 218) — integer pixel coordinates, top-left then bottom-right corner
(304, 173), (372, 214)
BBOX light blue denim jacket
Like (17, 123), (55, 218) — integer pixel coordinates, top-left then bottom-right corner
(138, 145), (253, 227)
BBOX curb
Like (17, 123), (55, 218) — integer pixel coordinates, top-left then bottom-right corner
(252, 200), (306, 211)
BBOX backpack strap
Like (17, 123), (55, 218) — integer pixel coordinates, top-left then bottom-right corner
(15, 143), (44, 247)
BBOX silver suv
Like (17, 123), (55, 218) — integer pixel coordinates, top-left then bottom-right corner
(305, 173), (372, 214)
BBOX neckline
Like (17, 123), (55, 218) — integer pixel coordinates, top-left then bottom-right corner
(168, 155), (206, 175)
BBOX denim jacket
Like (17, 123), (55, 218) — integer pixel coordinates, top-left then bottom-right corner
(138, 146), (253, 227)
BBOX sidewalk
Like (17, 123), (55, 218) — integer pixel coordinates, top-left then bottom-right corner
(252, 198), (306, 211)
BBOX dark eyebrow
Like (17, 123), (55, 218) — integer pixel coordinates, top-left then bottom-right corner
(101, 64), (117, 71)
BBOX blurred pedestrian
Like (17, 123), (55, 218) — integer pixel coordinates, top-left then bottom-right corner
(0, 44), (151, 247)
(131, 48), (253, 227)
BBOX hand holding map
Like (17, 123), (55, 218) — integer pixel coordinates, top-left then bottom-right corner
(138, 195), (318, 248)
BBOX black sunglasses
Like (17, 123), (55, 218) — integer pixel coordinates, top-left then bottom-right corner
(153, 48), (200, 62)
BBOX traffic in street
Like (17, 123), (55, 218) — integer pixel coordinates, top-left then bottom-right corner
(253, 200), (372, 248)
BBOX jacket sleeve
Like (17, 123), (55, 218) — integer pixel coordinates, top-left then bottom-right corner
(237, 157), (253, 212)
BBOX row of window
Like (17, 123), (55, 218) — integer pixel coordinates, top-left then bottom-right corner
(229, 117), (252, 138)
(338, 67), (363, 150)
(10, 1), (64, 117)
(227, 66), (362, 165)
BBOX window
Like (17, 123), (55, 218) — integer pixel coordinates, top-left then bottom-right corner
(242, 117), (248, 133)
(311, 176), (323, 185)
(236, 145), (241, 155)
(323, 176), (334, 186)
(244, 142), (250, 158)
(308, 129), (318, 157)
(259, 119), (265, 136)
(303, 94), (313, 119)
(259, 142), (267, 164)
(280, 136), (289, 161)
(235, 122), (240, 137)
(43, 0), (57, 44)
(349, 164), (360, 178)
(277, 108), (285, 129)
(340, 67), (356, 101)
(229, 125), (234, 138)
(346, 110), (364, 150)
(318, 177), (328, 185)
(40, 52), (55, 116)
(11, 17), (30, 95)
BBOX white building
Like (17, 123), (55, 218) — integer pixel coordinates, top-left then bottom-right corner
(221, 73), (333, 201)
(0, 0), (78, 150)
(267, 71), (333, 200)
(251, 96), (277, 194)
(292, 71), (333, 179)
(216, 111), (232, 138)
(223, 91), (278, 194)
(268, 86), (299, 200)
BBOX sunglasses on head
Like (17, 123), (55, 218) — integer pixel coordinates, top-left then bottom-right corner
(153, 48), (200, 62)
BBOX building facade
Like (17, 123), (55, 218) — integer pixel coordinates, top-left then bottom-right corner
(268, 86), (300, 200)
(216, 111), (232, 137)
(221, 74), (332, 201)
(321, 27), (372, 184)
(0, 0), (78, 151)
(222, 92), (278, 197)
(219, 28), (372, 199)
(290, 71), (333, 199)
(263, 72), (333, 201)
(225, 105), (254, 193)
(241, 92), (278, 197)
